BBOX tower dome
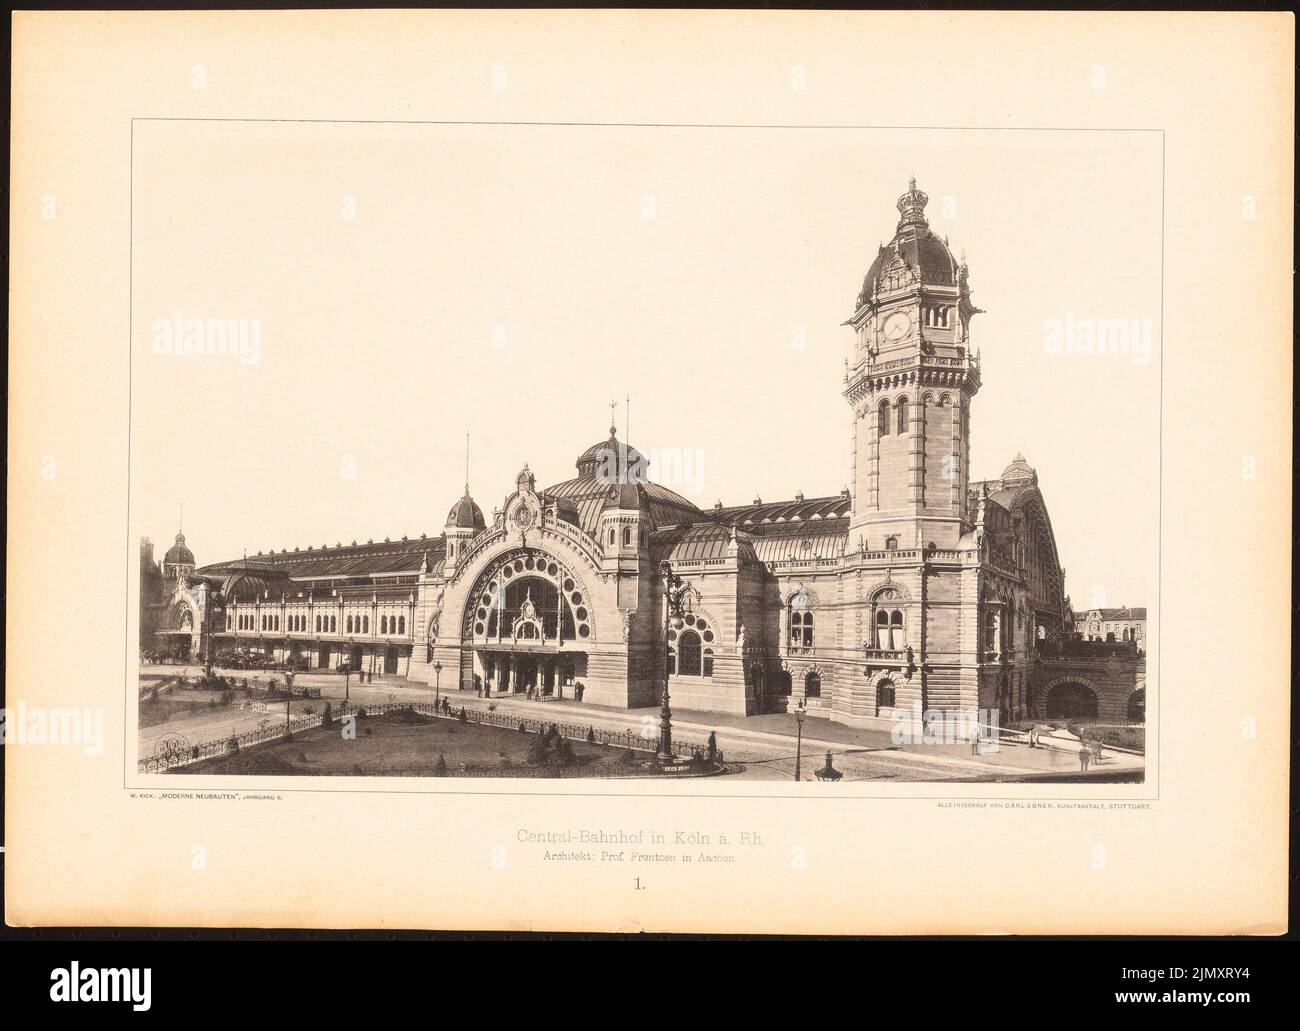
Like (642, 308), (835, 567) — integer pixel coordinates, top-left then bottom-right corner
(445, 489), (486, 531)
(164, 532), (195, 567)
(575, 427), (646, 483)
(855, 178), (963, 309)
(1001, 453), (1037, 485)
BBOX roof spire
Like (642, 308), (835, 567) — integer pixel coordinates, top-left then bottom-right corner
(608, 398), (618, 437)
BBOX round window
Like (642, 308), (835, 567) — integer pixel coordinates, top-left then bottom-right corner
(571, 592), (583, 606)
(563, 578), (575, 592)
(547, 563), (558, 576)
(703, 629), (714, 643)
(575, 606), (588, 621)
(474, 622), (484, 635)
(578, 624), (590, 638)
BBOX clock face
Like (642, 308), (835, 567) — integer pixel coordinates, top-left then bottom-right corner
(883, 312), (911, 340)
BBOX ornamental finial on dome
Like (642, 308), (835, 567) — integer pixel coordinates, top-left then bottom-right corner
(896, 177), (929, 230)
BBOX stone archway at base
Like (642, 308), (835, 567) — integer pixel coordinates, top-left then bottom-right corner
(1044, 681), (1098, 719)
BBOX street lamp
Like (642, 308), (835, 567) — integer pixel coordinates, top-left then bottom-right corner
(793, 701), (807, 782)
(434, 660), (443, 710)
(658, 560), (692, 763)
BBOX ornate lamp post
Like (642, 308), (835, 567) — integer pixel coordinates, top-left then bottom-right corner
(434, 660), (443, 710)
(658, 560), (692, 763)
(793, 701), (807, 782)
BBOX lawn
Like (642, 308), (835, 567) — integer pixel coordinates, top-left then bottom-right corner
(173, 709), (648, 776)
(138, 685), (241, 728)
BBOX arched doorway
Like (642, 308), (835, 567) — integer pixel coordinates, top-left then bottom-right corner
(1045, 681), (1098, 719)
(875, 678), (896, 716)
(1127, 688), (1145, 723)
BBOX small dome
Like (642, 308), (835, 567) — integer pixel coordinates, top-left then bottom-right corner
(601, 481), (644, 512)
(576, 428), (646, 481)
(446, 489), (486, 531)
(1001, 453), (1037, 484)
(164, 532), (195, 567)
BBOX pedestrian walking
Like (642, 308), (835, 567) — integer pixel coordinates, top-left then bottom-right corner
(1079, 745), (1091, 772)
(970, 726), (982, 755)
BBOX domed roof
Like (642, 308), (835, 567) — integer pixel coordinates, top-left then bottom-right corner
(575, 428), (646, 480)
(164, 532), (195, 566)
(446, 489), (486, 531)
(855, 179), (963, 309)
(1001, 453), (1037, 484)
(601, 481), (645, 512)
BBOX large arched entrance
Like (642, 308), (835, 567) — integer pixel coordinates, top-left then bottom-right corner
(462, 548), (593, 697)
(1044, 681), (1098, 719)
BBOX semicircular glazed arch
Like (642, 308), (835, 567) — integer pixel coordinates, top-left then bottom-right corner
(1006, 487), (1065, 610)
(461, 548), (596, 646)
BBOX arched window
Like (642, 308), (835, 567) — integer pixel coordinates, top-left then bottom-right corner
(876, 678), (896, 713)
(363, 616), (369, 633)
(702, 649), (714, 677)
(875, 609), (890, 649)
(896, 397), (909, 435)
(608, 528), (616, 546)
(667, 647), (677, 676)
(398, 616), (406, 634)
(878, 399), (891, 437)
(330, 616), (337, 632)
(790, 610), (814, 649)
(380, 616), (388, 634)
(889, 609), (906, 649)
(315, 615), (321, 633)
(677, 630), (702, 677)
(984, 609), (998, 658)
(622, 527), (632, 547)
(805, 670), (821, 698)
(346, 616), (352, 634)
(885, 535), (898, 550)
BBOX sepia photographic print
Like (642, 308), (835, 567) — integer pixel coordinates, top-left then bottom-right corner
(6, 10), (1290, 940)
(133, 132), (1156, 788)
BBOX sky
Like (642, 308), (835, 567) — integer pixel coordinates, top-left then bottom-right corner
(131, 122), (1161, 608)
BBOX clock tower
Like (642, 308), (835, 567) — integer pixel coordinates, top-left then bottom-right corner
(843, 179), (983, 552)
